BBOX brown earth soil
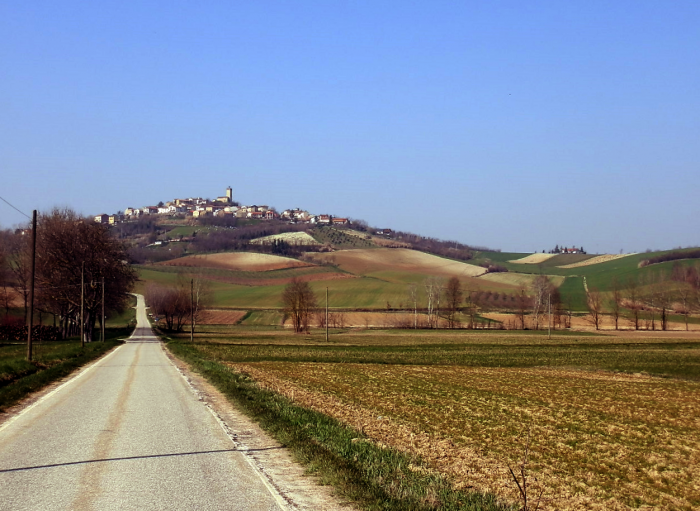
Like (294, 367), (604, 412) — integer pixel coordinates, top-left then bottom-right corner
(158, 252), (313, 272)
(231, 362), (700, 511)
(197, 310), (248, 325)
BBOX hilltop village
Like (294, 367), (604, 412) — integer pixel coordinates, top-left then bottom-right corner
(94, 186), (350, 226)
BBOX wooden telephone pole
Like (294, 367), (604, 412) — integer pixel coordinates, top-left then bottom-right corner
(101, 277), (105, 342)
(80, 262), (85, 348)
(26, 210), (37, 361)
(190, 279), (194, 343)
(325, 287), (329, 342)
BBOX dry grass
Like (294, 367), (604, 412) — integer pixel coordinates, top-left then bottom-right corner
(158, 252), (311, 271)
(556, 254), (636, 269)
(507, 254), (558, 265)
(310, 248), (487, 278)
(250, 231), (319, 246)
(232, 361), (700, 511)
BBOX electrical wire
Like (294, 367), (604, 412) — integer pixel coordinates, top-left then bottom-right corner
(0, 195), (31, 219)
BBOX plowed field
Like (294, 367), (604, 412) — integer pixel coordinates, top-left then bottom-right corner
(197, 309), (248, 325)
(231, 362), (700, 511)
(158, 252), (311, 271)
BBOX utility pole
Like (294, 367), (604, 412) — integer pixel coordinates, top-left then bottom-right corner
(101, 277), (105, 342)
(547, 293), (551, 340)
(26, 210), (37, 362)
(190, 279), (194, 343)
(80, 262), (84, 348)
(325, 287), (329, 342)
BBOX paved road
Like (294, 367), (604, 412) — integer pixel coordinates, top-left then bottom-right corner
(0, 295), (283, 510)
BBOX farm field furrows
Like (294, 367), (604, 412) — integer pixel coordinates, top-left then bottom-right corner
(197, 309), (247, 325)
(179, 331), (700, 510)
(231, 362), (700, 510)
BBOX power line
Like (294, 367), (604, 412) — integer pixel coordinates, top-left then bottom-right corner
(0, 195), (31, 219)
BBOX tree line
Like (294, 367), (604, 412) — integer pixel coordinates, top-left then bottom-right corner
(0, 208), (137, 342)
(586, 262), (700, 331)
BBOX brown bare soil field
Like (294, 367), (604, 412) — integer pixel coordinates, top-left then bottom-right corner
(507, 253), (557, 264)
(231, 362), (700, 511)
(556, 253), (636, 269)
(197, 309), (247, 325)
(309, 248), (486, 277)
(158, 252), (312, 272)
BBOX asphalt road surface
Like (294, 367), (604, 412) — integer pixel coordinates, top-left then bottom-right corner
(0, 295), (284, 510)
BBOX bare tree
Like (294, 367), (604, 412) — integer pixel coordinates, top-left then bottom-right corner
(586, 287), (604, 330)
(0, 244), (17, 320)
(444, 277), (463, 329)
(530, 276), (551, 330)
(8, 234), (31, 322)
(190, 273), (213, 333)
(407, 284), (418, 329)
(651, 271), (671, 331)
(624, 277), (641, 330)
(516, 284), (529, 330)
(282, 278), (317, 333)
(145, 282), (190, 332)
(34, 208), (137, 342)
(424, 277), (443, 328)
(609, 277), (623, 330)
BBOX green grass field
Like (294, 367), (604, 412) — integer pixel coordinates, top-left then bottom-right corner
(136, 247), (700, 315)
(240, 310), (284, 326)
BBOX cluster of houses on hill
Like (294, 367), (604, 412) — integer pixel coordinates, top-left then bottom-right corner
(94, 186), (349, 226)
(549, 245), (586, 254)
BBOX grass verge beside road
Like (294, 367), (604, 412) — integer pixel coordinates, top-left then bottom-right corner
(0, 325), (133, 412)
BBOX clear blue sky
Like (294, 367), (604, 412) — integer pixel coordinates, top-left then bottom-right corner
(1, 1), (698, 253)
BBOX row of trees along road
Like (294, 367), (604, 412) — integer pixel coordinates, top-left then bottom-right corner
(1, 208), (137, 343)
